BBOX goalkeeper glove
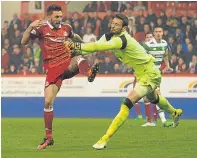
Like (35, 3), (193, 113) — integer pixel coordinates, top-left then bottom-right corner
(65, 41), (81, 50)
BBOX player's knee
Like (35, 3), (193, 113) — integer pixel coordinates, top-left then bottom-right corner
(143, 96), (149, 103)
(149, 94), (159, 104)
(123, 98), (134, 109)
(45, 98), (54, 108)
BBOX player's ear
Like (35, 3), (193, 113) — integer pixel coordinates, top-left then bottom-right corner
(122, 26), (126, 31)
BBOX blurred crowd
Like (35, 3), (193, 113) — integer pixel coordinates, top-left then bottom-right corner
(1, 1), (197, 75)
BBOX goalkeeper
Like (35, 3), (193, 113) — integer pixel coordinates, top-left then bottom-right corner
(65, 13), (183, 150)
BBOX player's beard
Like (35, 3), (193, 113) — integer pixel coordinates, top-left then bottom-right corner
(52, 21), (61, 29)
(110, 28), (120, 35)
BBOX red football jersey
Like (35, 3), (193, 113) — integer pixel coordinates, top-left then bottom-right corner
(30, 21), (73, 69)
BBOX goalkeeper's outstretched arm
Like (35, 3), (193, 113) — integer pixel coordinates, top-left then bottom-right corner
(80, 37), (123, 55)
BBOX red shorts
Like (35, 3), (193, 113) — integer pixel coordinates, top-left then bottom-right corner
(45, 60), (70, 89)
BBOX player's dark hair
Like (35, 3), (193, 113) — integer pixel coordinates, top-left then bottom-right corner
(47, 4), (62, 15)
(145, 32), (153, 37)
(154, 26), (163, 31)
(114, 13), (128, 27)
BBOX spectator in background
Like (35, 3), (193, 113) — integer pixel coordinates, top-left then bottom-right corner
(125, 3), (132, 12)
(9, 45), (22, 70)
(170, 54), (178, 72)
(136, 17), (145, 32)
(11, 30), (22, 46)
(155, 18), (166, 29)
(18, 65), (30, 75)
(83, 27), (97, 43)
(110, 1), (126, 12)
(192, 19), (197, 38)
(168, 36), (177, 54)
(101, 10), (113, 33)
(32, 42), (41, 62)
(3, 21), (9, 30)
(127, 19), (136, 35)
(30, 66), (39, 75)
(83, 2), (97, 12)
(1, 28), (9, 47)
(90, 12), (101, 31)
(185, 24), (193, 40)
(143, 23), (151, 34)
(9, 13), (22, 38)
(1, 48), (10, 69)
(182, 37), (191, 53)
(175, 27), (184, 44)
(113, 63), (122, 74)
(186, 43), (197, 67)
(72, 20), (82, 37)
(71, 12), (80, 26)
(180, 16), (189, 33)
(159, 10), (167, 25)
(188, 55), (197, 74)
(1, 67), (6, 75)
(99, 56), (114, 74)
(8, 65), (17, 74)
(96, 1), (106, 12)
(135, 9), (144, 25)
(175, 57), (186, 73)
(81, 12), (90, 33)
(194, 35), (197, 51)
(24, 47), (34, 63)
(163, 28), (169, 41)
(133, 1), (146, 11)
(3, 39), (12, 54)
(146, 9), (157, 24)
(94, 19), (102, 38)
(126, 9), (135, 24)
(175, 44), (185, 60)
(22, 56), (32, 69)
(22, 13), (31, 32)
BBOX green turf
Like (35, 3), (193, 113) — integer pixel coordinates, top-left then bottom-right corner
(2, 118), (197, 158)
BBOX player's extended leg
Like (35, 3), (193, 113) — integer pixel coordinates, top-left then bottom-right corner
(141, 96), (155, 127)
(154, 89), (173, 127)
(133, 76), (143, 120)
(93, 83), (152, 150)
(146, 90), (183, 128)
(37, 84), (59, 150)
(65, 56), (99, 82)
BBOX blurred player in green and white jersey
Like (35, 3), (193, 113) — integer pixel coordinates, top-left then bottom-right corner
(141, 27), (174, 127)
(65, 14), (182, 150)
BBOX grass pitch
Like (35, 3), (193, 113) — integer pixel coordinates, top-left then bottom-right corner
(2, 118), (197, 158)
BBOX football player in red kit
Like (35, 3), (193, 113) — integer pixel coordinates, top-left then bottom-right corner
(21, 4), (99, 150)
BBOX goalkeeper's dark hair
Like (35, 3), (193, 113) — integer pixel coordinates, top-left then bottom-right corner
(114, 13), (128, 27)
(47, 4), (62, 15)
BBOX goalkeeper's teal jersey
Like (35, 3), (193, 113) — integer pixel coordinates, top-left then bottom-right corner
(142, 38), (168, 69)
(81, 30), (156, 77)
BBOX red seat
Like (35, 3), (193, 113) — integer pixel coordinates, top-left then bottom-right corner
(133, 32), (145, 43)
(188, 3), (197, 9)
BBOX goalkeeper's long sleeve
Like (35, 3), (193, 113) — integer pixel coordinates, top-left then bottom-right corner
(81, 37), (122, 55)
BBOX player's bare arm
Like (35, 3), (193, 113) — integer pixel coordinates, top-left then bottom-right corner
(21, 20), (42, 45)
